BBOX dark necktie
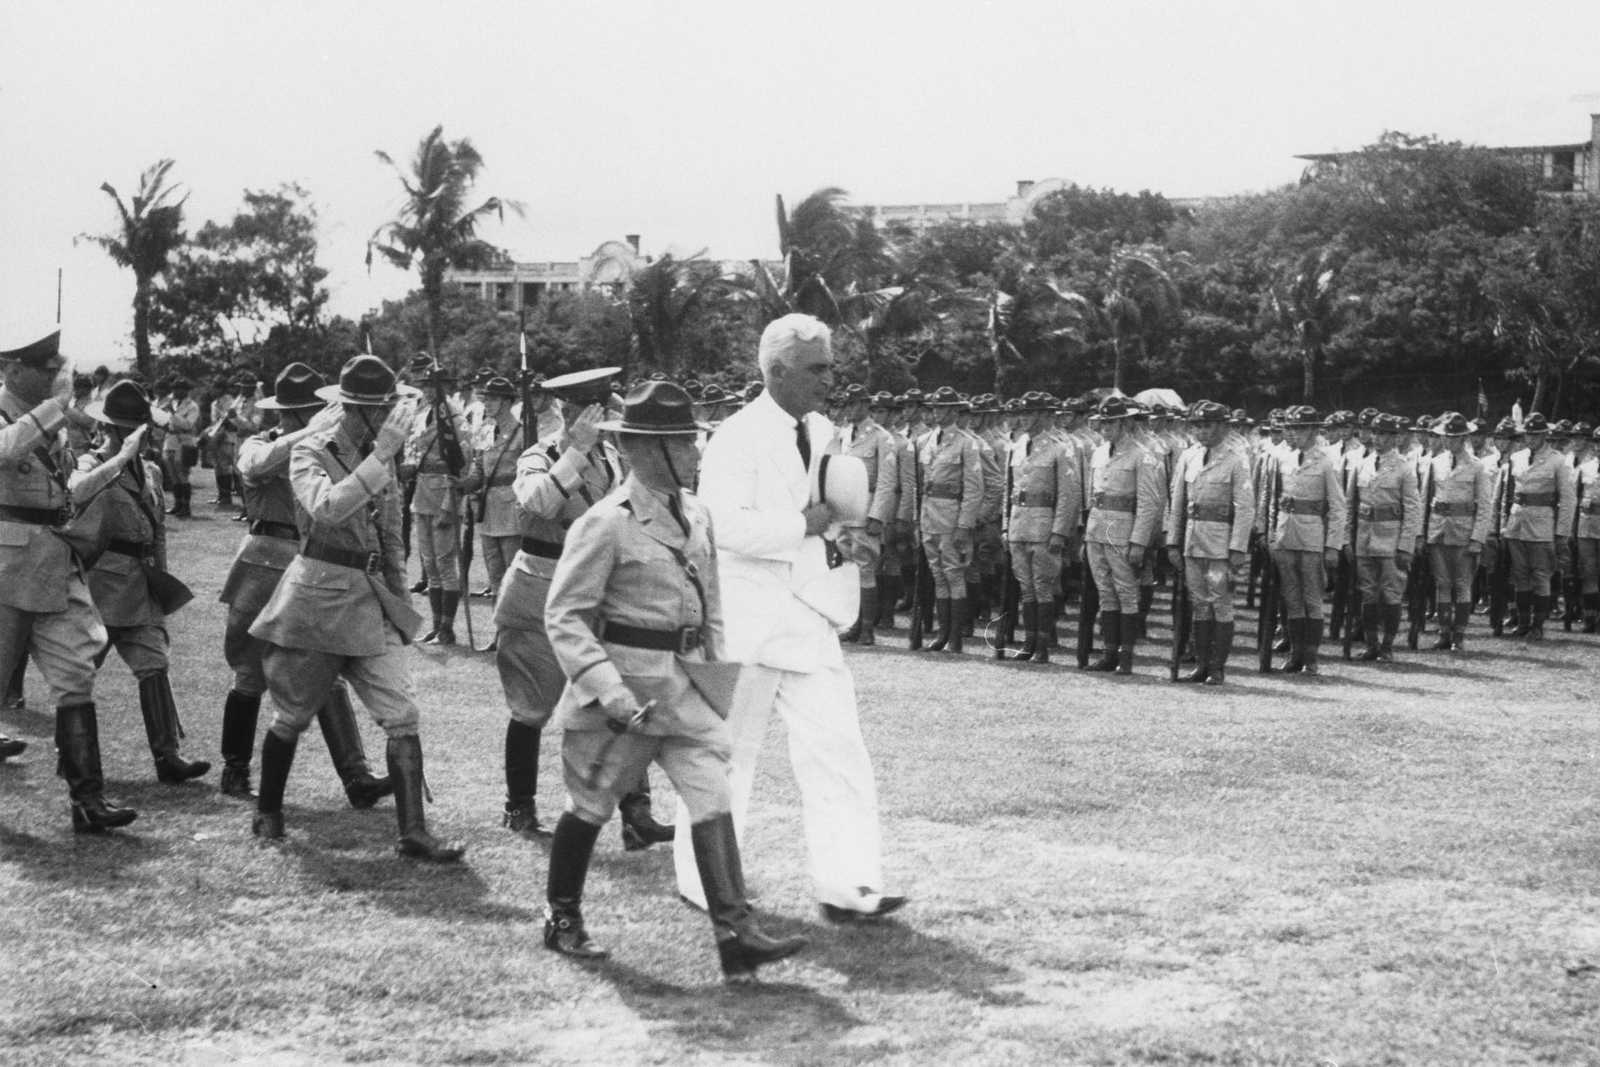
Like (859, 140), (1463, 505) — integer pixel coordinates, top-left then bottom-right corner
(667, 492), (691, 538)
(795, 418), (811, 470)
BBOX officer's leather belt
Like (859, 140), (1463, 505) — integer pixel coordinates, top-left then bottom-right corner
(249, 519), (299, 540)
(1016, 492), (1056, 507)
(1583, 501), (1600, 515)
(1515, 492), (1556, 507)
(1188, 502), (1233, 523)
(1278, 497), (1328, 515)
(301, 540), (383, 574)
(597, 619), (701, 653)
(925, 487), (961, 500)
(1431, 501), (1472, 516)
(519, 537), (563, 559)
(1092, 492), (1136, 512)
(486, 474), (516, 488)
(105, 539), (155, 563)
(0, 503), (71, 527)
(1358, 503), (1402, 522)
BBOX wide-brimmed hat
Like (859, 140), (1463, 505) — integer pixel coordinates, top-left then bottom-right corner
(316, 355), (419, 406)
(543, 366), (620, 402)
(256, 363), (327, 411)
(1523, 412), (1551, 434)
(1434, 412), (1472, 437)
(1280, 405), (1323, 428)
(1370, 413), (1410, 435)
(1093, 395), (1138, 421)
(1186, 400), (1230, 423)
(84, 380), (152, 429)
(597, 380), (707, 436)
(1493, 416), (1520, 437)
(924, 386), (964, 407)
(479, 375), (518, 400)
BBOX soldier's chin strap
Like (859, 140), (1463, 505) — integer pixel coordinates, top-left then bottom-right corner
(658, 439), (691, 491)
(355, 407), (385, 455)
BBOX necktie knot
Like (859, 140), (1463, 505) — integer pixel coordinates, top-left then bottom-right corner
(795, 418), (811, 470)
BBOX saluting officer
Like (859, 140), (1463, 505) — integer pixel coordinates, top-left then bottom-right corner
(1082, 396), (1165, 675)
(1502, 413), (1578, 639)
(1005, 392), (1081, 663)
(917, 386), (984, 652)
(217, 363), (391, 806)
(1165, 400), (1255, 685)
(466, 375), (526, 613)
(249, 355), (465, 862)
(157, 378), (199, 518)
(75, 381), (212, 783)
(1269, 406), (1348, 674)
(1423, 412), (1493, 651)
(1351, 414), (1423, 662)
(835, 384), (900, 645)
(0, 328), (145, 827)
(402, 359), (468, 645)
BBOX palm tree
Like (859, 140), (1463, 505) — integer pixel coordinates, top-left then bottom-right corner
(988, 267), (1097, 397)
(1102, 245), (1183, 393)
(626, 252), (748, 376)
(80, 159), (188, 377)
(748, 188), (900, 326)
(1265, 245), (1346, 402)
(368, 126), (520, 360)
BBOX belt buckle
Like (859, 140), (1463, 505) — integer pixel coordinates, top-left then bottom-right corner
(364, 552), (383, 574)
(55, 505), (73, 527)
(677, 626), (701, 654)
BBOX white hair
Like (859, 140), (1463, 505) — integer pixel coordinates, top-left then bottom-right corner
(758, 314), (831, 381)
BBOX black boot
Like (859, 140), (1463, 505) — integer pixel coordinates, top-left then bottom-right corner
(503, 720), (550, 838)
(1452, 603), (1472, 651)
(1530, 594), (1550, 640)
(214, 473), (233, 508)
(946, 598), (968, 653)
(252, 729), (297, 840)
(856, 587), (878, 646)
(1136, 586), (1155, 638)
(1181, 620), (1213, 683)
(1432, 600), (1454, 650)
(1031, 602), (1055, 664)
(1116, 613), (1139, 675)
(318, 685), (392, 808)
(961, 584), (978, 637)
(1206, 621), (1235, 685)
(1585, 593), (1600, 634)
(219, 689), (261, 799)
(1378, 605), (1400, 662)
(4, 654), (25, 709)
(56, 703), (138, 832)
(420, 588), (443, 642)
(1277, 618), (1305, 673)
(1302, 619), (1325, 675)
(1358, 604), (1382, 661)
(924, 598), (951, 652)
(544, 812), (607, 959)
(1011, 602), (1038, 660)
(139, 671), (211, 783)
(427, 591), (459, 646)
(877, 576), (900, 627)
(1512, 591), (1533, 636)
(388, 735), (465, 862)
(692, 813), (807, 983)
(619, 776), (675, 851)
(1084, 612), (1121, 671)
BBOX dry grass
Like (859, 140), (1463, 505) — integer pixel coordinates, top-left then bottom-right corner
(3, 503), (1599, 1065)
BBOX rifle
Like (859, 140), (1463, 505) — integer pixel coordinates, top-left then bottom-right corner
(1342, 475), (1361, 660)
(994, 445), (1017, 659)
(1256, 459), (1281, 672)
(1406, 461), (1435, 649)
(908, 437), (926, 650)
(1564, 469), (1583, 631)
(1168, 521), (1188, 682)
(426, 362), (474, 649)
(1489, 462), (1513, 636)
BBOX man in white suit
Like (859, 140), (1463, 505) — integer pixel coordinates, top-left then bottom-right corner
(673, 313), (906, 922)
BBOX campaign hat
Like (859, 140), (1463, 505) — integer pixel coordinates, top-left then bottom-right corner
(1522, 412), (1551, 434)
(925, 386), (965, 407)
(1434, 411), (1472, 437)
(479, 375), (518, 400)
(1371, 413), (1410, 435)
(84, 380), (152, 429)
(597, 380), (707, 436)
(406, 354), (455, 383)
(316, 355), (419, 406)
(1093, 395), (1139, 421)
(1493, 416), (1520, 437)
(256, 363), (327, 411)
(1280, 405), (1324, 428)
(1186, 400), (1231, 423)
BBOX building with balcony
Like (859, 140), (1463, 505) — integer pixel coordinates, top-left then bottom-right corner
(447, 237), (650, 313)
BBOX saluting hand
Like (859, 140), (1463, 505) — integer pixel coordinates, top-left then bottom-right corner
(375, 399), (420, 459)
(117, 424), (149, 463)
(566, 404), (605, 454)
(307, 402), (343, 435)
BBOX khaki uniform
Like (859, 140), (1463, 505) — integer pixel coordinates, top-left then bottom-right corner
(1425, 450), (1493, 606)
(1006, 431), (1081, 606)
(1166, 439), (1255, 622)
(222, 427), (310, 695)
(1503, 446), (1577, 596)
(251, 422), (423, 736)
(406, 410), (465, 592)
(159, 395), (200, 486)
(836, 419), (898, 588)
(1269, 446), (1348, 620)
(1353, 452), (1423, 606)
(918, 427), (983, 599)
(1574, 458), (1600, 596)
(472, 419), (530, 595)
(544, 477), (730, 823)
(1084, 439), (1164, 612)
(78, 453), (172, 677)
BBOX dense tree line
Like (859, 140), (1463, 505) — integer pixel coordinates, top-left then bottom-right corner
(84, 130), (1600, 416)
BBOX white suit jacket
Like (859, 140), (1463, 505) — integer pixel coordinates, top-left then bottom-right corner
(699, 391), (842, 672)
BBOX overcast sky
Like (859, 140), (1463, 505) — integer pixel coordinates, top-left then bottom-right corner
(3, 0), (1598, 368)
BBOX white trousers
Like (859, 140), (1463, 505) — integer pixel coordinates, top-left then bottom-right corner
(673, 662), (888, 911)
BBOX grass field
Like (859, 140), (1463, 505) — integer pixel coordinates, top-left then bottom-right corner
(3, 503), (1599, 1066)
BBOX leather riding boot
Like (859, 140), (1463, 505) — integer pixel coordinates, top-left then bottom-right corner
(924, 598), (951, 652)
(219, 690), (261, 799)
(503, 719), (550, 838)
(318, 685), (392, 808)
(1301, 619), (1325, 674)
(1085, 612), (1120, 671)
(961, 584), (979, 636)
(545, 812), (607, 959)
(252, 729), (298, 839)
(692, 813), (808, 983)
(1276, 617), (1303, 673)
(857, 587), (878, 646)
(1116, 613), (1138, 675)
(1378, 605), (1400, 661)
(894, 571), (914, 612)
(1031, 602), (1055, 664)
(619, 775), (675, 851)
(6, 653), (27, 709)
(1452, 603), (1472, 651)
(1584, 593), (1600, 634)
(839, 614), (861, 644)
(946, 599), (968, 653)
(1206, 621), (1235, 685)
(421, 588), (443, 642)
(388, 734), (466, 862)
(215, 473), (233, 508)
(1181, 620), (1213, 683)
(56, 703), (138, 832)
(1136, 586), (1154, 637)
(428, 591), (459, 646)
(139, 671), (211, 783)
(1359, 604), (1382, 661)
(877, 576), (899, 627)
(1432, 600), (1454, 650)
(1530, 595), (1550, 640)
(1013, 602), (1038, 660)
(1512, 591), (1533, 636)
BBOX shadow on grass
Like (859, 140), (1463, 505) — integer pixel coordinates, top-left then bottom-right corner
(0, 702), (56, 736)
(0, 816), (174, 884)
